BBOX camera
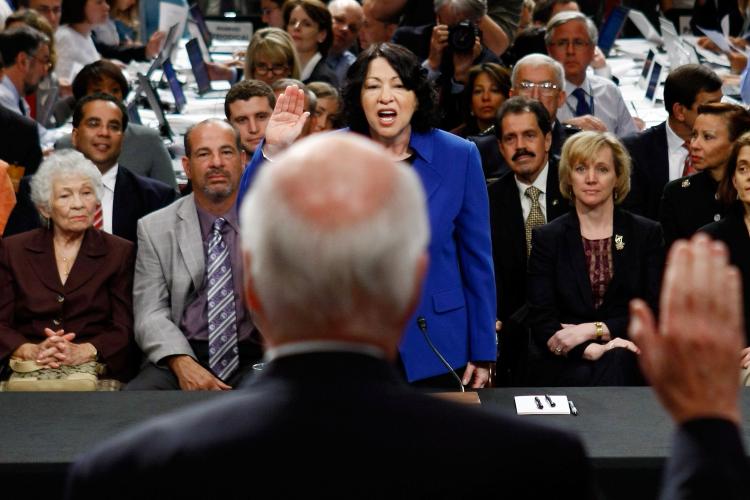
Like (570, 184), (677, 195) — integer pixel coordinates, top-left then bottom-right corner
(448, 21), (480, 53)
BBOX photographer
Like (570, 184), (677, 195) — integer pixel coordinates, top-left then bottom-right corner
(394, 0), (503, 130)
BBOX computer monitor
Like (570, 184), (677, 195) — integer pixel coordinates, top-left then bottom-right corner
(186, 38), (212, 95)
(145, 22), (181, 80)
(188, 1), (213, 47)
(136, 72), (174, 140)
(638, 49), (656, 89)
(162, 59), (187, 113)
(645, 61), (663, 102)
(598, 6), (629, 57)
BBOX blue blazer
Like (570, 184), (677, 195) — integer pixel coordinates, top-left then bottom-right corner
(237, 129), (497, 381)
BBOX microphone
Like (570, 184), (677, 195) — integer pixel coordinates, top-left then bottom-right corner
(416, 316), (464, 392)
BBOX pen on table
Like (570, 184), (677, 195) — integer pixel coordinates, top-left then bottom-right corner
(630, 100), (640, 118)
(568, 400), (578, 416)
(544, 394), (556, 407)
(534, 396), (544, 410)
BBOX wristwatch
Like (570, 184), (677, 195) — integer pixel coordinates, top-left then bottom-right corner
(594, 322), (604, 341)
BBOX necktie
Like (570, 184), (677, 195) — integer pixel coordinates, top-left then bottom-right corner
(681, 142), (695, 177)
(572, 88), (591, 117)
(93, 205), (103, 230)
(524, 186), (545, 256)
(207, 218), (239, 381)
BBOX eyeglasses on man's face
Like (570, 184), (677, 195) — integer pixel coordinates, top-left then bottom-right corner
(516, 81), (560, 97)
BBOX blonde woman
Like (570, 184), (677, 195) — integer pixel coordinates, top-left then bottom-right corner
(527, 131), (664, 386)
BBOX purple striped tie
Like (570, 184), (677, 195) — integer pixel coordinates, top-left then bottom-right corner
(207, 218), (239, 381)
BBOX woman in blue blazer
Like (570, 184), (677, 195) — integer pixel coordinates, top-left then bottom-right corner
(527, 132), (664, 386)
(237, 43), (496, 387)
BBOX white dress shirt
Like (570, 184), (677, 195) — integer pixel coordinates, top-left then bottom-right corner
(299, 52), (323, 82)
(666, 120), (689, 182)
(515, 162), (549, 221)
(55, 25), (100, 81)
(100, 164), (118, 234)
(558, 74), (638, 137)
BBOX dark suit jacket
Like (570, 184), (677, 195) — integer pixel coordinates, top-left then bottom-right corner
(700, 205), (750, 344)
(526, 209), (664, 382)
(659, 171), (726, 249)
(0, 104), (42, 177)
(304, 57), (339, 87)
(65, 351), (596, 499)
(660, 418), (750, 500)
(467, 134), (507, 181)
(622, 121), (669, 220)
(4, 166), (176, 243)
(488, 157), (567, 325)
(488, 159), (567, 384)
(0, 228), (135, 380)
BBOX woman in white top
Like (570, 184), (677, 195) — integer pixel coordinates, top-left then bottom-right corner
(282, 0), (337, 86)
(55, 0), (110, 81)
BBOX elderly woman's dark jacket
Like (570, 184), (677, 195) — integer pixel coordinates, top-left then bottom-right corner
(0, 227), (135, 381)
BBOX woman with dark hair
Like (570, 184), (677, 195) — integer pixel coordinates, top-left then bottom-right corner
(660, 102), (750, 247)
(527, 131), (664, 386)
(451, 62), (511, 138)
(283, 0), (338, 86)
(55, 0), (108, 80)
(700, 131), (750, 381)
(238, 43), (496, 388)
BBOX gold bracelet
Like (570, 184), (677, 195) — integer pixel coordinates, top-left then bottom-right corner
(594, 322), (604, 341)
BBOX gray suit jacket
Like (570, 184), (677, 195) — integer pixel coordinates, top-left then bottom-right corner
(134, 195), (204, 364)
(55, 124), (177, 189)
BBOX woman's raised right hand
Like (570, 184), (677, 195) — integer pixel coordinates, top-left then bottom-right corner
(263, 85), (310, 158)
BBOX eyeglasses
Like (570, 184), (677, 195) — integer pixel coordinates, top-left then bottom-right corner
(254, 63), (289, 75)
(28, 52), (52, 70)
(549, 39), (591, 50)
(516, 81), (560, 97)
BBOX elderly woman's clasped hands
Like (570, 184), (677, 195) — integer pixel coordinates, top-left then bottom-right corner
(16, 328), (96, 368)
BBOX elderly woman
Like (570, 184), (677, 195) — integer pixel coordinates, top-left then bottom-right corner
(451, 62), (511, 138)
(0, 150), (135, 381)
(701, 131), (750, 381)
(283, 0), (338, 85)
(238, 43), (496, 388)
(527, 131), (664, 386)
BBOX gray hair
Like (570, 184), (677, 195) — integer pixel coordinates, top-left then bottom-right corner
(30, 149), (103, 220)
(512, 53), (565, 89)
(433, 0), (488, 20)
(328, 0), (363, 15)
(240, 134), (429, 340)
(545, 11), (598, 46)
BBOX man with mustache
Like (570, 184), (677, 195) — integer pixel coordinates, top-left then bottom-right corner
(488, 96), (567, 384)
(126, 119), (263, 391)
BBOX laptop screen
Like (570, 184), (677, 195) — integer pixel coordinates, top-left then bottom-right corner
(645, 61), (663, 102)
(598, 6), (629, 57)
(186, 38), (212, 95)
(162, 60), (187, 113)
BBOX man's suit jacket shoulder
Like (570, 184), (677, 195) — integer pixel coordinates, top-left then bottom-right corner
(113, 166), (176, 243)
(0, 105), (42, 177)
(622, 121), (668, 219)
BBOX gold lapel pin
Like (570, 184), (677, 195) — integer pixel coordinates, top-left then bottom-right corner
(615, 234), (625, 251)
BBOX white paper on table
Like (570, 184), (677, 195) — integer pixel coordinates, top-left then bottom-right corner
(159, 2), (188, 36)
(514, 395), (571, 415)
(696, 26), (741, 54)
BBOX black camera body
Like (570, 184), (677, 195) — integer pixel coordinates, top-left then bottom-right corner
(448, 21), (481, 52)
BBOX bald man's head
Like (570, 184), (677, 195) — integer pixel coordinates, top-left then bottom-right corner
(240, 133), (429, 354)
